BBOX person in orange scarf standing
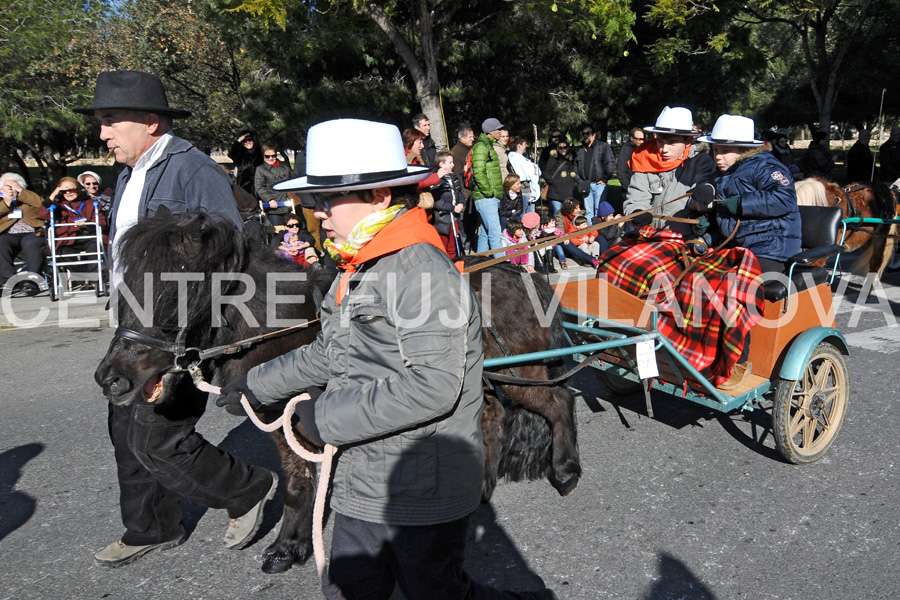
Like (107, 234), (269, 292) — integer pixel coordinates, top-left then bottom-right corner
(624, 106), (717, 240)
(217, 119), (555, 600)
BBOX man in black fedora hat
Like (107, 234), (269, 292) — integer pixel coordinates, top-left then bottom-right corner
(76, 70), (277, 568)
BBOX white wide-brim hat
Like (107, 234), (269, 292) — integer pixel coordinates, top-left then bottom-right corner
(274, 119), (433, 193)
(644, 106), (699, 137)
(697, 114), (765, 147)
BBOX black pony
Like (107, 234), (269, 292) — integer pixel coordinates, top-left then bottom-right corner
(96, 210), (580, 574)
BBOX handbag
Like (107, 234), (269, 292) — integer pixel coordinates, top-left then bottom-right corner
(542, 161), (568, 201)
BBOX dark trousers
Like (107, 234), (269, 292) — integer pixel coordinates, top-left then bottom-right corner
(108, 395), (272, 546)
(326, 513), (548, 600)
(0, 231), (46, 287)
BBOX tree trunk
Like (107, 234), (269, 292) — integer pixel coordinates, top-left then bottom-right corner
(362, 2), (447, 150)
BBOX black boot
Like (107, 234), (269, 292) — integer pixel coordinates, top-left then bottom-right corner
(544, 250), (557, 273)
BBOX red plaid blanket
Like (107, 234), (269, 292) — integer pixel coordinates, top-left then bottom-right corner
(597, 227), (764, 386)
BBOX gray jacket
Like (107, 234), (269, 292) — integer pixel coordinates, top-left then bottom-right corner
(246, 237), (485, 526)
(110, 136), (241, 243)
(254, 161), (291, 205)
(624, 153), (716, 239)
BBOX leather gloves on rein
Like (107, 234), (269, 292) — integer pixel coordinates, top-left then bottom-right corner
(687, 183), (715, 212)
(720, 195), (742, 216)
(215, 374), (265, 416)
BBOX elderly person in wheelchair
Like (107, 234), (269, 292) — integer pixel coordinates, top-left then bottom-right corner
(40, 176), (107, 290)
(0, 172), (47, 296)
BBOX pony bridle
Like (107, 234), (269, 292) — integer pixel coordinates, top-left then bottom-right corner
(115, 326), (208, 385)
(114, 320), (320, 386)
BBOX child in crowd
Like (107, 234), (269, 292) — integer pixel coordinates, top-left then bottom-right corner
(557, 198), (599, 268)
(531, 214), (567, 272)
(499, 173), (524, 229)
(595, 201), (624, 255)
(502, 219), (535, 273)
(429, 150), (466, 258)
(571, 215), (601, 257)
(278, 230), (318, 267)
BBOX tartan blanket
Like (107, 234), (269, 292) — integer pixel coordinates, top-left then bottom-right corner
(597, 227), (764, 386)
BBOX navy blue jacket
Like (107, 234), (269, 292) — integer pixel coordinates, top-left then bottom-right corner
(715, 148), (801, 263)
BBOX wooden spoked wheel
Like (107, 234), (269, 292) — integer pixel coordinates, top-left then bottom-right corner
(772, 343), (849, 464)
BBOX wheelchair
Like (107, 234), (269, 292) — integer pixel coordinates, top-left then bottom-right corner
(45, 200), (109, 301)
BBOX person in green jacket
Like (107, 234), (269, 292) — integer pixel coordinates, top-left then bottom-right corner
(473, 117), (506, 255)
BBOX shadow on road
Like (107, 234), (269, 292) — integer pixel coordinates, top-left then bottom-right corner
(643, 553), (717, 600)
(0, 443), (44, 543)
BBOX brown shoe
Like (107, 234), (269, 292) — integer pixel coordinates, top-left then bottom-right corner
(223, 472), (278, 549)
(560, 261), (568, 270)
(93, 532), (186, 569)
(719, 362), (752, 391)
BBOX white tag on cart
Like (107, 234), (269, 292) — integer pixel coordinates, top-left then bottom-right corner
(8, 210), (23, 219)
(635, 340), (659, 379)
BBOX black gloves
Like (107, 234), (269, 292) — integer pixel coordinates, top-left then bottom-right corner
(42, 198), (55, 208)
(687, 183), (715, 212)
(630, 211), (652, 228)
(293, 391), (324, 447)
(215, 374), (264, 416)
(691, 215), (710, 238)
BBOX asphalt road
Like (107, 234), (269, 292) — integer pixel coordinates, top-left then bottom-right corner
(1, 264), (899, 600)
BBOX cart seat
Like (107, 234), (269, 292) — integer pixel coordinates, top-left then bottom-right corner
(762, 205), (843, 302)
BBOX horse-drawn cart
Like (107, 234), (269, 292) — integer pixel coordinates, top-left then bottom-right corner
(483, 205), (853, 465)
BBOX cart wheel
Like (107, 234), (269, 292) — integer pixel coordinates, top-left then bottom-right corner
(772, 342), (849, 464)
(48, 282), (58, 302)
(596, 369), (643, 395)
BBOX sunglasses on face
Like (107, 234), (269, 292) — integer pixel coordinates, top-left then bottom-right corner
(582, 131), (593, 137)
(557, 146), (568, 151)
(313, 192), (347, 212)
(61, 188), (79, 193)
(83, 182), (99, 187)
(264, 154), (277, 159)
(286, 223), (299, 228)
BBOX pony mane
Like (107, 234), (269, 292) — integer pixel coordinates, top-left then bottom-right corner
(795, 178), (830, 207)
(115, 210), (335, 335)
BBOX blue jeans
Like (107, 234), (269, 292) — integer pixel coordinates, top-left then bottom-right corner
(522, 196), (536, 214)
(548, 199), (563, 217)
(583, 182), (608, 221)
(562, 241), (596, 264)
(475, 197), (504, 257)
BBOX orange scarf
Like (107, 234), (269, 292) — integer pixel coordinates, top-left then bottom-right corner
(628, 138), (692, 174)
(334, 207), (445, 305)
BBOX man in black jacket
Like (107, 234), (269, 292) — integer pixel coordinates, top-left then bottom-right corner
(880, 126), (900, 183)
(413, 113), (437, 166)
(82, 70), (277, 569)
(575, 125), (616, 222)
(615, 127), (644, 203)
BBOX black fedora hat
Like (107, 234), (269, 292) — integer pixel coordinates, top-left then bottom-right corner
(74, 71), (191, 118)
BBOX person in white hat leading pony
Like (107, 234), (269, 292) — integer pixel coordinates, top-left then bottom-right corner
(694, 114), (801, 275)
(216, 119), (555, 600)
(624, 106), (717, 240)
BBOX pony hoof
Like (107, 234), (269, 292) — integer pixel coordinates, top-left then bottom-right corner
(549, 473), (579, 497)
(261, 552), (295, 574)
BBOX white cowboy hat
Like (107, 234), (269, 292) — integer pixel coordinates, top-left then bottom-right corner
(697, 114), (765, 147)
(77, 171), (102, 187)
(643, 106), (699, 137)
(274, 119), (433, 193)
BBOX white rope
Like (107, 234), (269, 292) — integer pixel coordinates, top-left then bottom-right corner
(196, 380), (336, 581)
